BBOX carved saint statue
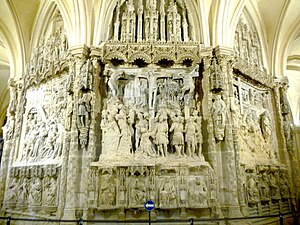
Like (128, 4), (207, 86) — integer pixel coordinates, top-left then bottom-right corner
(212, 95), (226, 141)
(77, 93), (91, 128)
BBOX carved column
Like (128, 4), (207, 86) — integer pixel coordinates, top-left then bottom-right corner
(61, 45), (89, 223)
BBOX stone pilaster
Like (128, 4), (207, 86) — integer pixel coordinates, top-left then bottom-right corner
(215, 46), (243, 220)
(61, 45), (89, 223)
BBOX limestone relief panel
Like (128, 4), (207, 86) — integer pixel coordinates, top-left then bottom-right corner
(16, 76), (68, 165)
(99, 65), (204, 163)
(244, 166), (291, 207)
(4, 165), (60, 212)
(25, 12), (69, 88)
(231, 77), (278, 165)
(88, 165), (213, 213)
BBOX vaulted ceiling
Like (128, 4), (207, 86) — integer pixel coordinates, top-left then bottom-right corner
(0, 0), (300, 126)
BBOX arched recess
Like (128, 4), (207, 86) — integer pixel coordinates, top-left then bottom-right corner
(94, 0), (206, 44)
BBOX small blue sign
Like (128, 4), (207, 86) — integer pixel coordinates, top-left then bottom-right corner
(144, 200), (155, 211)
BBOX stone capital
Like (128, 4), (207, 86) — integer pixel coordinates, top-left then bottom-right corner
(214, 45), (234, 57)
(69, 44), (89, 59)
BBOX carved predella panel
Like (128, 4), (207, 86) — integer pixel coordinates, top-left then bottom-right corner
(99, 65), (204, 164)
(232, 77), (278, 165)
(15, 75), (68, 165)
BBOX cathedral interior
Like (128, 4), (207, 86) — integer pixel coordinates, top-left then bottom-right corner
(0, 0), (300, 224)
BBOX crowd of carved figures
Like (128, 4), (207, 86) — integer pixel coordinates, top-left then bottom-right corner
(21, 111), (64, 163)
(230, 79), (276, 164)
(5, 166), (59, 210)
(25, 13), (69, 87)
(111, 0), (191, 43)
(90, 166), (212, 209)
(245, 166), (290, 205)
(100, 66), (204, 159)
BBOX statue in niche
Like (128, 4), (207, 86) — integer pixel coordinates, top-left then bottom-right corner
(280, 83), (290, 115)
(18, 178), (29, 204)
(188, 179), (207, 206)
(99, 174), (115, 205)
(44, 177), (57, 206)
(154, 111), (169, 157)
(160, 178), (177, 207)
(260, 112), (271, 142)
(169, 115), (185, 156)
(185, 117), (197, 157)
(279, 175), (290, 198)
(283, 115), (294, 151)
(77, 93), (91, 128)
(29, 177), (42, 205)
(178, 67), (197, 103)
(79, 60), (93, 90)
(246, 173), (259, 203)
(194, 113), (203, 159)
(116, 106), (133, 156)
(129, 178), (146, 205)
(65, 95), (74, 131)
(7, 178), (18, 202)
(212, 95), (226, 141)
(269, 172), (280, 199)
(210, 58), (224, 90)
(105, 65), (125, 100)
(259, 173), (270, 200)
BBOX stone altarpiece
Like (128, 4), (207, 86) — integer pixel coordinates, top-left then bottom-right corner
(0, 2), (298, 225)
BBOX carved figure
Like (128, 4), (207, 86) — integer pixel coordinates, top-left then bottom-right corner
(154, 112), (169, 157)
(135, 112), (149, 150)
(137, 127), (156, 157)
(106, 66), (125, 100)
(260, 173), (270, 200)
(169, 116), (185, 156)
(7, 178), (18, 202)
(269, 172), (280, 199)
(29, 177), (42, 205)
(78, 93), (91, 127)
(102, 113), (120, 156)
(99, 174), (115, 205)
(178, 67), (197, 102)
(212, 95), (226, 140)
(247, 173), (259, 203)
(185, 117), (197, 157)
(44, 177), (57, 206)
(160, 179), (177, 207)
(116, 107), (133, 155)
(188, 179), (207, 206)
(130, 178), (146, 205)
(32, 122), (48, 160)
(260, 112), (271, 141)
(18, 178), (29, 204)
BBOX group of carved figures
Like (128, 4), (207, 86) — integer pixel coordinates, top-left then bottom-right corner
(112, 0), (191, 43)
(27, 15), (68, 77)
(104, 66), (198, 114)
(98, 174), (208, 208)
(21, 112), (63, 162)
(6, 167), (58, 209)
(246, 169), (290, 204)
(101, 97), (203, 159)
